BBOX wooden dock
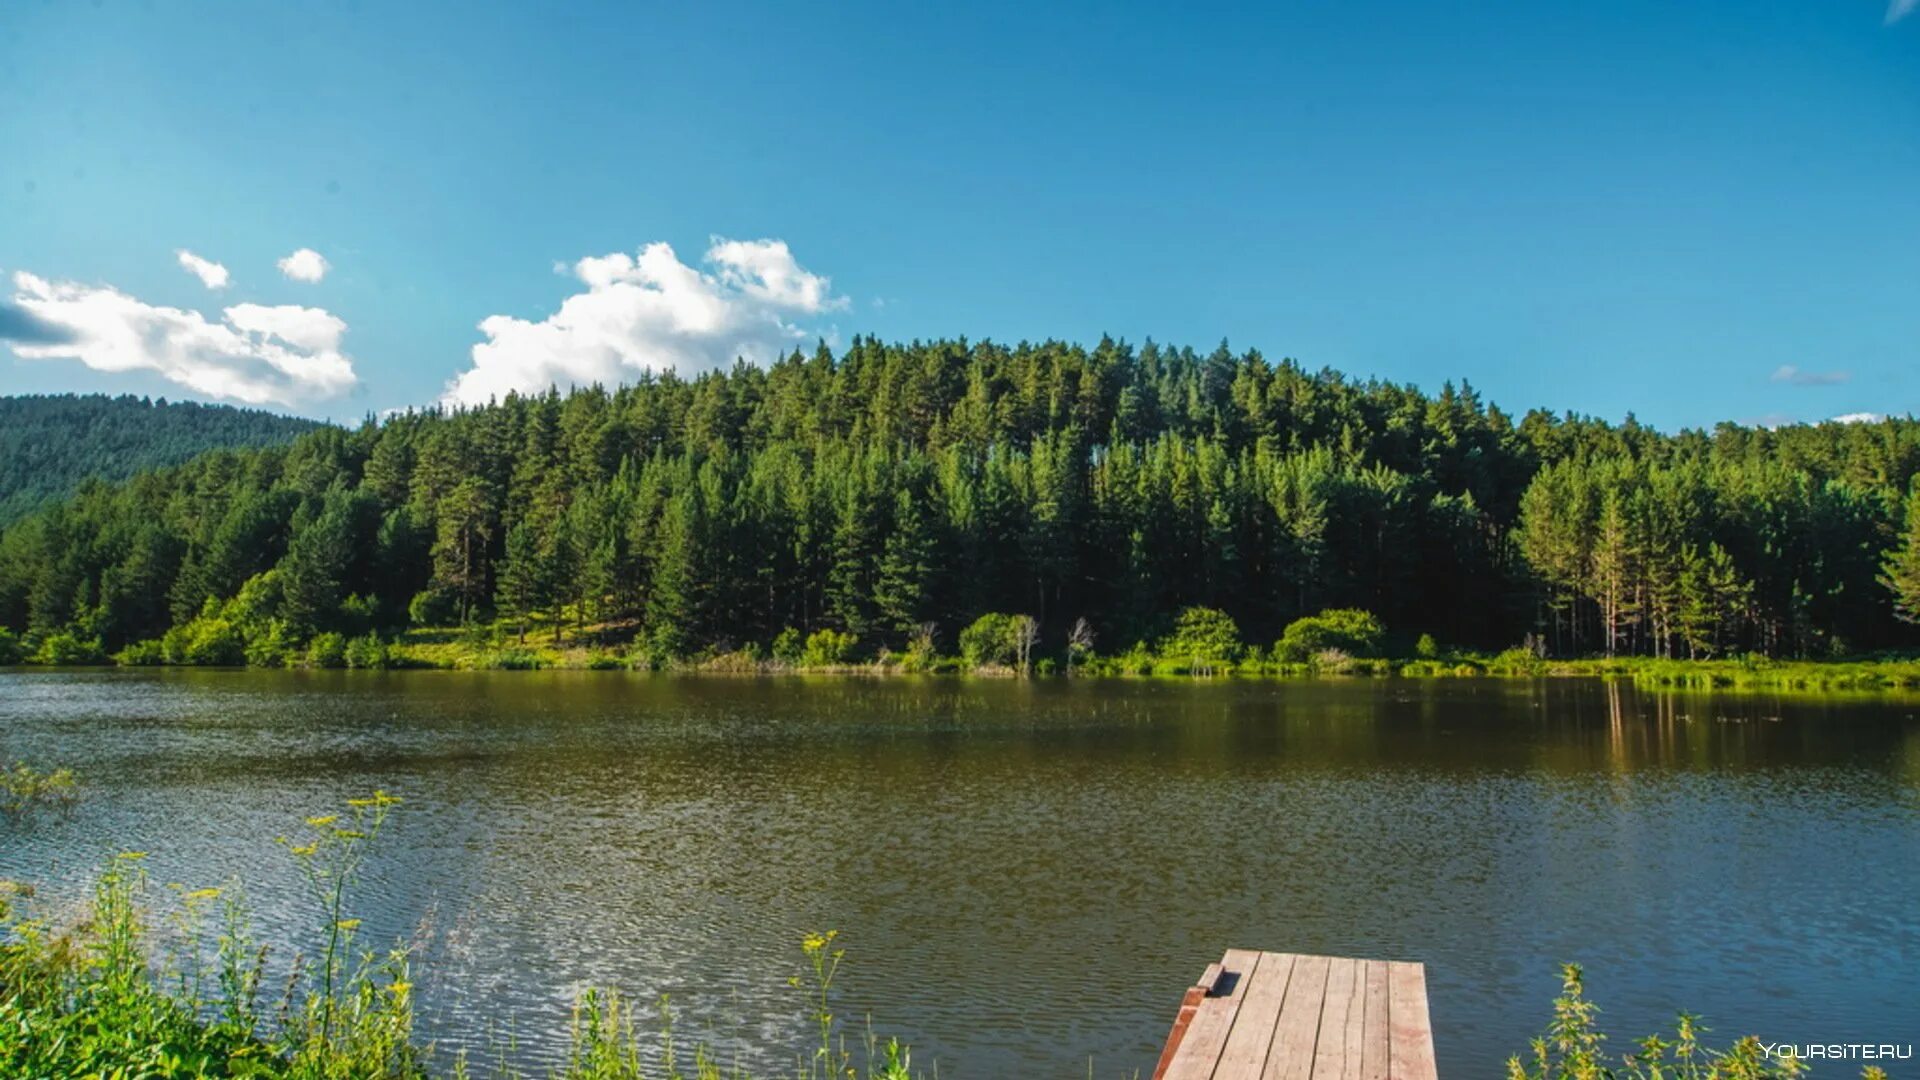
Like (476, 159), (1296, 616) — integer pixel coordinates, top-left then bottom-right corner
(1153, 950), (1437, 1080)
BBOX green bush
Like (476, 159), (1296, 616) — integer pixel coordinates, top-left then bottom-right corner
(182, 617), (246, 666)
(244, 621), (295, 668)
(1158, 606), (1242, 674)
(801, 628), (857, 667)
(226, 569), (285, 626)
(959, 613), (1016, 668)
(112, 639), (167, 666)
(306, 632), (348, 669)
(1508, 963), (1838, 1079)
(772, 627), (804, 665)
(1488, 646), (1544, 675)
(339, 593), (381, 635)
(32, 632), (104, 665)
(482, 647), (546, 670)
(343, 633), (389, 670)
(1415, 633), (1439, 659)
(900, 626), (939, 674)
(407, 588), (457, 627)
(1275, 608), (1385, 662)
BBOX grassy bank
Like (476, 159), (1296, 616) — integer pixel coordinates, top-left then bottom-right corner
(8, 602), (1920, 693)
(79, 626), (1920, 693)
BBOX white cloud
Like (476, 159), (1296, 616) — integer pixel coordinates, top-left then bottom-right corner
(175, 249), (230, 290)
(1770, 364), (1849, 387)
(1830, 412), (1885, 424)
(1889, 0), (1918, 24)
(442, 237), (844, 406)
(3, 271), (357, 407)
(277, 248), (330, 283)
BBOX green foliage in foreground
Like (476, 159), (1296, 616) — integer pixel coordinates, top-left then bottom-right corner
(1, 762), (78, 817)
(1509, 963), (1886, 1080)
(1, 794), (918, 1080)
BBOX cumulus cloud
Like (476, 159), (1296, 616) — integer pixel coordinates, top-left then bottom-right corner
(0, 298), (75, 345)
(1770, 364), (1850, 387)
(277, 248), (330, 283)
(175, 249), (230, 290)
(442, 237), (844, 406)
(1889, 0), (1918, 24)
(2, 271), (357, 407)
(1830, 412), (1885, 424)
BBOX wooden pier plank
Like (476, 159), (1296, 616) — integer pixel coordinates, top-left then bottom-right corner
(1263, 952), (1331, 1080)
(1157, 950), (1431, 1080)
(1361, 960), (1391, 1080)
(1162, 948), (1264, 1080)
(1215, 952), (1297, 1077)
(1387, 961), (1436, 1080)
(1310, 956), (1361, 1080)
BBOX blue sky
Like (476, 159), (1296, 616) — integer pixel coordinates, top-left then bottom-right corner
(1, 0), (1917, 430)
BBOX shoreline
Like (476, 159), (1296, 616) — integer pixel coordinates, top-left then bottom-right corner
(9, 650), (1920, 692)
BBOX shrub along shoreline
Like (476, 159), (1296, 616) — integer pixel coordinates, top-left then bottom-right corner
(4, 604), (1919, 692)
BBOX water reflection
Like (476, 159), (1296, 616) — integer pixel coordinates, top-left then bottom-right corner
(2, 671), (1916, 1077)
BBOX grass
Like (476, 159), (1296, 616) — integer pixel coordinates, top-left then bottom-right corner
(1, 791), (920, 1079)
(14, 610), (1920, 691)
(330, 627), (1920, 693)
(1, 761), (78, 817)
(1509, 963), (1888, 1080)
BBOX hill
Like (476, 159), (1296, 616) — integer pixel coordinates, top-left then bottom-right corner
(1, 338), (1916, 664)
(0, 394), (324, 524)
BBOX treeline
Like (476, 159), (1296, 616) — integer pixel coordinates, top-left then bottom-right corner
(0, 393), (322, 524)
(1, 337), (1918, 665)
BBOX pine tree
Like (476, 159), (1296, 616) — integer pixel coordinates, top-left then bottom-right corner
(825, 482), (877, 637)
(281, 496), (356, 640)
(873, 486), (937, 639)
(1677, 543), (1716, 658)
(432, 479), (496, 623)
(1705, 543), (1751, 654)
(1589, 487), (1638, 658)
(646, 487), (706, 654)
(543, 508), (581, 641)
(495, 522), (548, 643)
(1881, 484), (1920, 624)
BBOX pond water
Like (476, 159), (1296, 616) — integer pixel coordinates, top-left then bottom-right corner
(3, 671), (1917, 1077)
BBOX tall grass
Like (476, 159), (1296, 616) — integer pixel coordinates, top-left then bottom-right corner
(1, 793), (920, 1079)
(1, 761), (78, 817)
(1509, 964), (1887, 1080)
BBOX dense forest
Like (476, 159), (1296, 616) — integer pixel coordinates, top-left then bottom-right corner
(0, 394), (322, 524)
(2, 338), (1919, 665)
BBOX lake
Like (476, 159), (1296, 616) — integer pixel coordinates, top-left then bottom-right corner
(3, 670), (1917, 1077)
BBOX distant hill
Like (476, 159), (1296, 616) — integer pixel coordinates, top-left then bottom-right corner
(0, 394), (326, 524)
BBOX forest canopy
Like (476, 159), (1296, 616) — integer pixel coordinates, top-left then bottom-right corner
(2, 337), (1918, 664)
(0, 393), (321, 525)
